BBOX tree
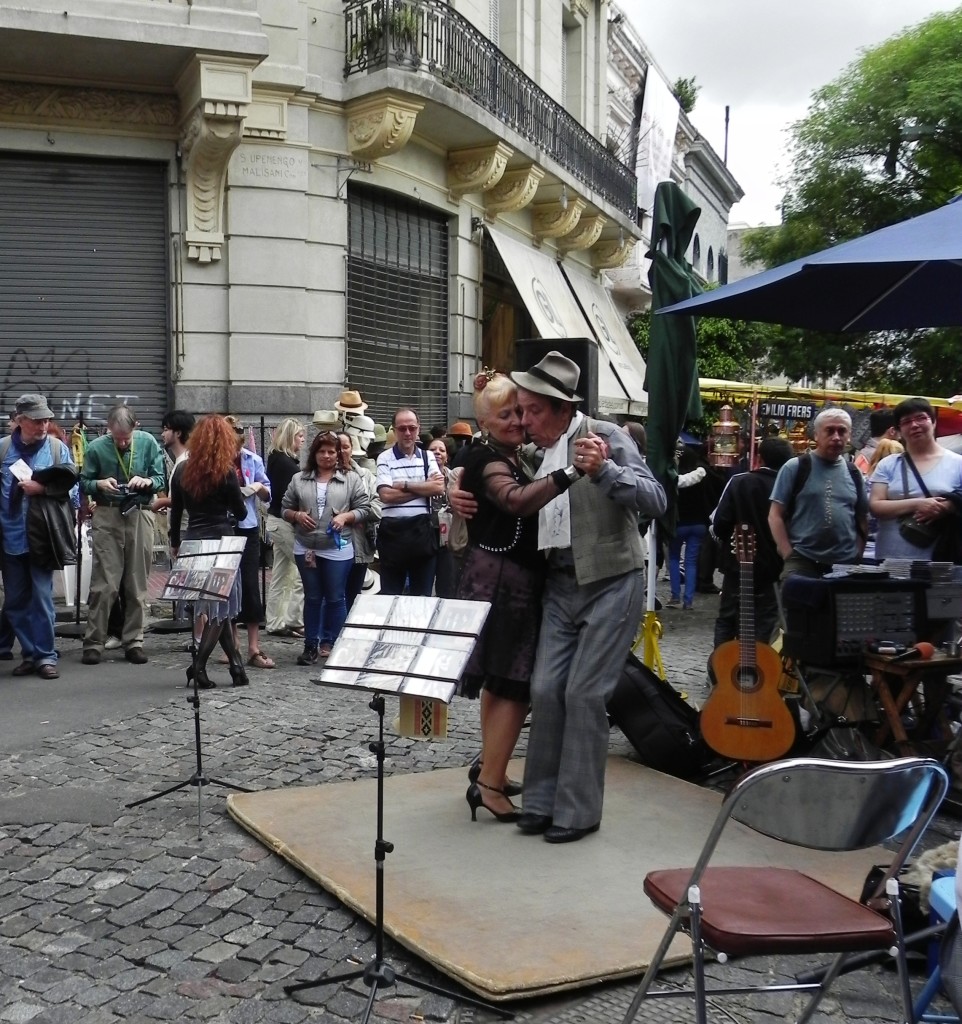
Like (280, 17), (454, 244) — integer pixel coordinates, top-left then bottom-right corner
(740, 9), (962, 393)
(672, 76), (699, 115)
(631, 307), (781, 431)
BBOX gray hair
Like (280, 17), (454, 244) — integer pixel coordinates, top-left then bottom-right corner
(106, 405), (137, 432)
(813, 407), (851, 432)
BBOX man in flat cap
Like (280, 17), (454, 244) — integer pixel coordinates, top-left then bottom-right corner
(0, 394), (75, 678)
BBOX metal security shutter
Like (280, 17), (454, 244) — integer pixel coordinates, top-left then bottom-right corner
(346, 186), (449, 429)
(0, 154), (168, 431)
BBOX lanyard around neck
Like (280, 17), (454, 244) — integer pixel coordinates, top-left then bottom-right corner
(113, 436), (135, 481)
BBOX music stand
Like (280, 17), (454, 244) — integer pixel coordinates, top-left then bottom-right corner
(126, 538), (252, 836)
(285, 595), (511, 1022)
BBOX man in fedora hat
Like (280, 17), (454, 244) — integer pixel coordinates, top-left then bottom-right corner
(0, 394), (76, 679)
(456, 351), (665, 842)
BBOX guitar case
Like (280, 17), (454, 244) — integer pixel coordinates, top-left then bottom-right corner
(607, 653), (712, 779)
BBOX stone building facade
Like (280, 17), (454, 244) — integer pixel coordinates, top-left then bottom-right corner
(0, 0), (646, 430)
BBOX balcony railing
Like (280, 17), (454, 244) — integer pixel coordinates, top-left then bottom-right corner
(344, 0), (637, 219)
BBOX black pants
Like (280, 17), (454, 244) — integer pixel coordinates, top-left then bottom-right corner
(712, 572), (779, 649)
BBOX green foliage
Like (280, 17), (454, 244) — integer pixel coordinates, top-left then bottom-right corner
(672, 76), (700, 115)
(631, 306), (781, 433)
(742, 8), (962, 392)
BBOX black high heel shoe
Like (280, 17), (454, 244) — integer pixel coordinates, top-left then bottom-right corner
(228, 662), (250, 688)
(467, 756), (523, 797)
(465, 782), (520, 823)
(185, 665), (216, 690)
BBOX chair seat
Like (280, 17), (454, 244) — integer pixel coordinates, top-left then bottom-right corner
(645, 866), (895, 957)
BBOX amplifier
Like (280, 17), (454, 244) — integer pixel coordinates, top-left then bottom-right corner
(782, 575), (928, 667)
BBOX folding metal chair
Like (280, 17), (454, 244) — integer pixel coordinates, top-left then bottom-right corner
(622, 756), (949, 1024)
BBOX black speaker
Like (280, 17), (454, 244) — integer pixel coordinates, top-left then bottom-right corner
(514, 338), (599, 416)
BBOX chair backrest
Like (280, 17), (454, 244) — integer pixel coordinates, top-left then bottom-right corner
(727, 757), (947, 853)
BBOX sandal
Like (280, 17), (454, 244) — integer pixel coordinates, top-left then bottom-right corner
(248, 651), (275, 669)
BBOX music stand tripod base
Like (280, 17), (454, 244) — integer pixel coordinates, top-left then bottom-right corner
(285, 694), (510, 1021)
(285, 596), (507, 1022)
(125, 539), (252, 835)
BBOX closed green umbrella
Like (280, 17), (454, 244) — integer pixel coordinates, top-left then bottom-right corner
(645, 180), (703, 535)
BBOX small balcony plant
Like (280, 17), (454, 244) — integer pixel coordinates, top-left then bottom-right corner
(349, 1), (421, 67)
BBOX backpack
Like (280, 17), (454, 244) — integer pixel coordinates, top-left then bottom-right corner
(785, 452), (867, 540)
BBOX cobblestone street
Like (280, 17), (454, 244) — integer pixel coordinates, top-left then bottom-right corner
(0, 576), (958, 1023)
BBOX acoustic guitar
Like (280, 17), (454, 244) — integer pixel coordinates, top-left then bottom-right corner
(701, 524), (795, 762)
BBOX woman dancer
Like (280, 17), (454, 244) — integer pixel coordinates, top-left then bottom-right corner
(457, 371), (580, 822)
(282, 430), (372, 665)
(169, 415), (250, 689)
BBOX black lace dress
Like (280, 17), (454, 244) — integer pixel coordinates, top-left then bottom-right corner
(455, 442), (558, 702)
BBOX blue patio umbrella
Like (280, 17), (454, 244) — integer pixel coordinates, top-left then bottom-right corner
(658, 196), (962, 331)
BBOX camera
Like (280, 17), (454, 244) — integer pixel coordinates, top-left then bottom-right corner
(114, 483), (130, 496)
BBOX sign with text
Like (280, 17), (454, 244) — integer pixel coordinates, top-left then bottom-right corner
(759, 400), (816, 420)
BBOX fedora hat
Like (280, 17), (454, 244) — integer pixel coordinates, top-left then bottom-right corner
(447, 421), (474, 439)
(312, 409), (340, 428)
(510, 351), (583, 403)
(372, 423), (388, 443)
(334, 389), (368, 414)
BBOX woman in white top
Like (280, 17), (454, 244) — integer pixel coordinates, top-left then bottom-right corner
(282, 431), (372, 665)
(869, 398), (962, 560)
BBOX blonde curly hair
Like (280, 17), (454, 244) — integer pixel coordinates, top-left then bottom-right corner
(473, 368), (516, 427)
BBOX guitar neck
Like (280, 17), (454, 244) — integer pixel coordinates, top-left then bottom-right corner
(739, 559), (755, 666)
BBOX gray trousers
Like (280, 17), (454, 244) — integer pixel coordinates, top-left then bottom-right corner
(522, 567), (644, 830)
(83, 506), (153, 651)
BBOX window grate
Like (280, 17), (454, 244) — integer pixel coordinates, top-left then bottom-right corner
(347, 187), (449, 430)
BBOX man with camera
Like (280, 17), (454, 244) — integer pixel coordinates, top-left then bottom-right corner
(80, 404), (165, 665)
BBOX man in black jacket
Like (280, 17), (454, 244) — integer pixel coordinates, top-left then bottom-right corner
(710, 438), (793, 648)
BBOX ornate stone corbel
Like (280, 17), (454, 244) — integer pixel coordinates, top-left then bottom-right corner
(532, 197), (586, 241)
(447, 142), (513, 202)
(484, 164), (545, 220)
(347, 91), (424, 162)
(559, 215), (607, 253)
(177, 57), (255, 263)
(593, 237), (637, 270)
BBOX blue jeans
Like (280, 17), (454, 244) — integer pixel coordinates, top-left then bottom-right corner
(668, 524), (706, 607)
(2, 552), (56, 666)
(295, 554), (353, 646)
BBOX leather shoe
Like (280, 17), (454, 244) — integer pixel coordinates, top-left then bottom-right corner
(125, 647), (148, 665)
(516, 813), (552, 835)
(11, 660), (35, 677)
(37, 664), (59, 680)
(544, 823), (600, 844)
(81, 649), (101, 665)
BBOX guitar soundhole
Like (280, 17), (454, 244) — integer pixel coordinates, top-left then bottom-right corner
(732, 666), (761, 693)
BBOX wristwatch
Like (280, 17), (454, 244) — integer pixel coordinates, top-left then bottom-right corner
(565, 464), (584, 482)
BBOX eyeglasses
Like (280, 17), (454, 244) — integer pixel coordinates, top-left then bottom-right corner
(316, 431), (339, 441)
(395, 425), (419, 433)
(899, 414), (932, 428)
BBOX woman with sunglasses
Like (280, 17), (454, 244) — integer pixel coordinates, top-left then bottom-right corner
(282, 430), (372, 664)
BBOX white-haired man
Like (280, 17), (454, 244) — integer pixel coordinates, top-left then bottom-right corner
(768, 407), (868, 579)
(511, 352), (666, 843)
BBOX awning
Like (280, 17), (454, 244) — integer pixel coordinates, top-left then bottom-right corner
(563, 266), (648, 416)
(487, 226), (645, 416)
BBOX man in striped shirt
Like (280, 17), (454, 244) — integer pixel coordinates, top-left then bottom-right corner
(375, 407), (445, 596)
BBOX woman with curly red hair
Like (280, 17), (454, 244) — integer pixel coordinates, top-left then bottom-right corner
(169, 415), (249, 688)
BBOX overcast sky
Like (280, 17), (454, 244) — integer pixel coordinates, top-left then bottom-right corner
(625, 0), (960, 226)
